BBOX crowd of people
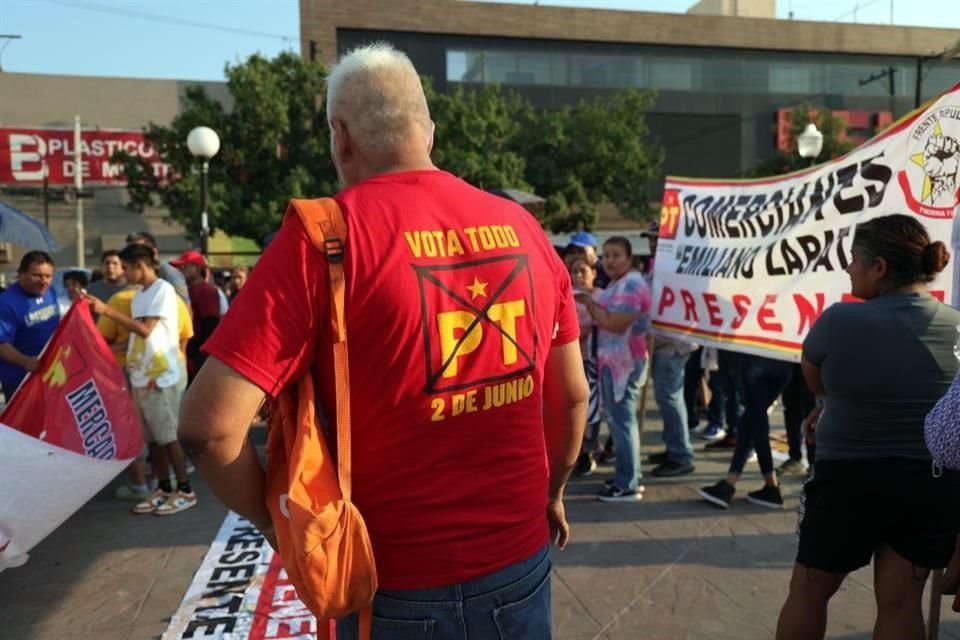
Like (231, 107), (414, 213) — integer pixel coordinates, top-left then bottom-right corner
(3, 41), (958, 640)
(0, 235), (251, 517)
(560, 225), (819, 510)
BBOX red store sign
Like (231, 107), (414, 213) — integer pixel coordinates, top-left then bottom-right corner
(0, 127), (172, 186)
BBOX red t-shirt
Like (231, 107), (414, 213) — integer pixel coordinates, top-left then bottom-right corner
(204, 170), (579, 589)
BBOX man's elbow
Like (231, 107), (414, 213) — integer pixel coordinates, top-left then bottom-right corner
(177, 387), (218, 457)
(568, 377), (590, 409)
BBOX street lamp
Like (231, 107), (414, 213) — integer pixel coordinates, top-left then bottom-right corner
(797, 123), (824, 166)
(186, 126), (220, 256)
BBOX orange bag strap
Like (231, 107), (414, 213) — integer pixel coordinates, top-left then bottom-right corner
(285, 198), (354, 501)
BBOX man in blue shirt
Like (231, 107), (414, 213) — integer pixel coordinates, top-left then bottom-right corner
(0, 251), (60, 400)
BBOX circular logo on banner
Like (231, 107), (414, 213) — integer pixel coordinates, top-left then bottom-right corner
(898, 105), (960, 218)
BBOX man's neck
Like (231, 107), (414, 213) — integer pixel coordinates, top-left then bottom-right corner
(141, 273), (158, 288)
(106, 277), (125, 286)
(356, 157), (437, 185)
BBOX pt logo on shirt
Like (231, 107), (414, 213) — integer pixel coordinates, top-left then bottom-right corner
(415, 255), (537, 396)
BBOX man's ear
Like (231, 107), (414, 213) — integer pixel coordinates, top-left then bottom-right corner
(330, 117), (352, 163)
(426, 120), (436, 154)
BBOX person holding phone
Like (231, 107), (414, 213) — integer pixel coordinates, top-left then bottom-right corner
(579, 237), (651, 502)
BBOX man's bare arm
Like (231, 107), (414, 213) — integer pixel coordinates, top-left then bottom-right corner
(178, 357), (271, 532)
(542, 340), (589, 549)
(0, 343), (39, 372)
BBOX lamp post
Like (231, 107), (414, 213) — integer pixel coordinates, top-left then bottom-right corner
(186, 126), (220, 256)
(797, 122), (824, 167)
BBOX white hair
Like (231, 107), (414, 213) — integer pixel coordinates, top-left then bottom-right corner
(326, 42), (431, 154)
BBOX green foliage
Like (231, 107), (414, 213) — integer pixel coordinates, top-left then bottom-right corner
(514, 90), (663, 232)
(117, 52), (663, 240)
(426, 80), (530, 192)
(743, 103), (857, 179)
(115, 52), (334, 245)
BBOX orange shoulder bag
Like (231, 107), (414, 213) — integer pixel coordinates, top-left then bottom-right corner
(264, 198), (376, 639)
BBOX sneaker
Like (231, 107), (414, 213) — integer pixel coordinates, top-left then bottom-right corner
(597, 485), (643, 502)
(154, 491), (198, 516)
(746, 484), (784, 509)
(114, 485), (150, 501)
(705, 434), (736, 450)
(699, 424), (726, 442)
(132, 489), (172, 515)
(574, 452), (597, 477)
(647, 451), (670, 464)
(697, 480), (735, 509)
(652, 459), (696, 477)
(776, 458), (806, 476)
(603, 479), (645, 493)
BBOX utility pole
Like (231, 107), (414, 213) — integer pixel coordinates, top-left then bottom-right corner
(74, 115), (85, 269)
(0, 34), (21, 72)
(859, 66), (897, 117)
(914, 39), (960, 108)
(42, 162), (49, 229)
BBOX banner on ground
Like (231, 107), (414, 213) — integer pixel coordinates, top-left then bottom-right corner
(0, 303), (143, 571)
(163, 511), (334, 640)
(652, 82), (960, 361)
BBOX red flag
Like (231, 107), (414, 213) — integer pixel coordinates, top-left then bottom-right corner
(1, 301), (143, 460)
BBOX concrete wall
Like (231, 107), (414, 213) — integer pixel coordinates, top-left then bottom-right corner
(687, 0), (776, 19)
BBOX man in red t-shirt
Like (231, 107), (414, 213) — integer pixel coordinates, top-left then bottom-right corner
(170, 250), (221, 382)
(179, 43), (588, 638)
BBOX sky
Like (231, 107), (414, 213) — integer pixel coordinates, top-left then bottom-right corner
(0, 0), (958, 81)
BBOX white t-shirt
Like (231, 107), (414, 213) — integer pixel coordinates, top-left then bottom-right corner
(127, 279), (181, 389)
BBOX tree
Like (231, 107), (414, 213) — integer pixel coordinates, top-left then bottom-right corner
(515, 90), (664, 232)
(116, 52), (335, 245)
(743, 104), (857, 178)
(118, 52), (664, 240)
(425, 80), (530, 192)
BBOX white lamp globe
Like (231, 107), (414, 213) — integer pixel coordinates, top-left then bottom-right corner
(187, 126), (221, 159)
(797, 123), (824, 159)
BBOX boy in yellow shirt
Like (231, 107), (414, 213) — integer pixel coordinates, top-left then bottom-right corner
(98, 286), (193, 500)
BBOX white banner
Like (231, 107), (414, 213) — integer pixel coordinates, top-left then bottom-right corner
(652, 83), (960, 361)
(164, 511), (334, 640)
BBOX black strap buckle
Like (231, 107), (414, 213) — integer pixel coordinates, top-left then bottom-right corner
(324, 237), (344, 263)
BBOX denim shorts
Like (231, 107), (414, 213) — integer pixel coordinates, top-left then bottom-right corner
(337, 544), (552, 639)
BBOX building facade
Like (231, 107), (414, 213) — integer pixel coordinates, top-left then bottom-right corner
(302, 0), (960, 183)
(0, 73), (232, 272)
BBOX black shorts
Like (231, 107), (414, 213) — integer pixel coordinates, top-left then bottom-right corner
(796, 458), (960, 573)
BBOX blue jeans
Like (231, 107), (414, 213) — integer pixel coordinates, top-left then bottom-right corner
(600, 360), (647, 491)
(653, 351), (694, 465)
(729, 354), (793, 476)
(337, 545), (552, 639)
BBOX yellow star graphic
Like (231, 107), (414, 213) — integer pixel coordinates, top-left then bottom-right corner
(42, 345), (71, 388)
(466, 277), (488, 300)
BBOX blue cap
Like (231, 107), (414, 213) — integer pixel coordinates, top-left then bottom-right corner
(569, 231), (597, 248)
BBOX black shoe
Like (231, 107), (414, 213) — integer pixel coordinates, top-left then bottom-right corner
(652, 459), (695, 477)
(696, 480), (735, 509)
(746, 484), (784, 509)
(574, 452), (597, 477)
(705, 434), (737, 450)
(597, 485), (643, 502)
(647, 451), (670, 464)
(604, 478), (645, 492)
